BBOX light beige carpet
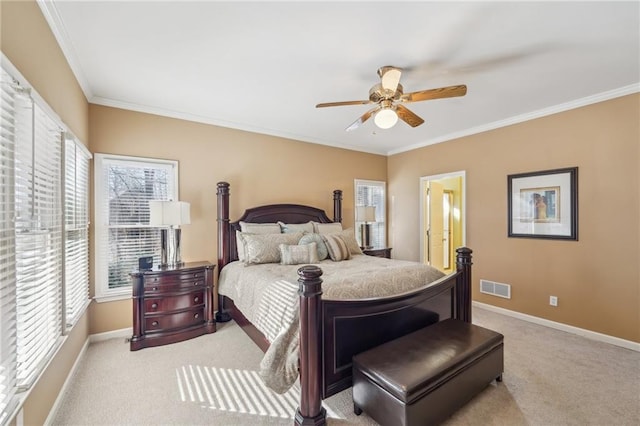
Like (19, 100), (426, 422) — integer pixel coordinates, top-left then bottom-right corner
(51, 307), (640, 425)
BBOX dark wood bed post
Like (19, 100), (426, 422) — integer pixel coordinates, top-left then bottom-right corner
(333, 190), (342, 223)
(295, 265), (327, 426)
(216, 182), (232, 322)
(455, 247), (473, 323)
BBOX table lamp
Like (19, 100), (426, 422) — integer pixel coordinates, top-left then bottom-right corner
(356, 205), (376, 249)
(149, 200), (191, 267)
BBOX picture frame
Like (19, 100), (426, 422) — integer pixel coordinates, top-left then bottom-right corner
(508, 167), (578, 240)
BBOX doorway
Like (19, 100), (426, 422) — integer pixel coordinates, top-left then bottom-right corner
(420, 171), (466, 273)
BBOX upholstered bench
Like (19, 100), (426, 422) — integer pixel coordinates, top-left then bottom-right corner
(352, 318), (504, 426)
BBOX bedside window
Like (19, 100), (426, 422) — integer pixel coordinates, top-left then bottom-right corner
(354, 179), (386, 248)
(94, 154), (178, 301)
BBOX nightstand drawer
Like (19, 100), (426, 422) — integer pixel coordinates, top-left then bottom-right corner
(144, 291), (205, 313)
(143, 272), (205, 292)
(144, 307), (205, 333)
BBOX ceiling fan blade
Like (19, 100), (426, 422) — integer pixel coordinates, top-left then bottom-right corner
(400, 84), (467, 103)
(379, 66), (402, 92)
(316, 99), (372, 108)
(346, 106), (380, 131)
(396, 104), (425, 128)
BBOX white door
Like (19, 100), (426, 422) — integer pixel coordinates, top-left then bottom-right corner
(420, 171), (466, 273)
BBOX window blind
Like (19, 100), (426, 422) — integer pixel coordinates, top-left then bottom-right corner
(1, 56), (91, 422)
(94, 155), (178, 298)
(15, 103), (63, 388)
(354, 180), (386, 248)
(0, 68), (19, 425)
(63, 136), (91, 328)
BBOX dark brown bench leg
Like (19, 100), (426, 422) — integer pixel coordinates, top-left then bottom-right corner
(496, 374), (503, 382)
(354, 403), (363, 416)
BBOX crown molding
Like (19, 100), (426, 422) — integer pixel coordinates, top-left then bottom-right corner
(388, 83), (640, 156)
(90, 95), (387, 155)
(37, 0), (94, 99)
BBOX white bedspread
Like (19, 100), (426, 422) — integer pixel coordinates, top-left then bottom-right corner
(217, 254), (445, 393)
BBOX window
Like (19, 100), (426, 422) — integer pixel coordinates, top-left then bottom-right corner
(1, 59), (91, 423)
(0, 65), (20, 425)
(354, 179), (386, 248)
(94, 154), (178, 300)
(15, 100), (64, 388)
(64, 135), (92, 328)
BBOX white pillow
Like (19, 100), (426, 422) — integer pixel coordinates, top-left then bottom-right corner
(331, 228), (363, 255)
(313, 221), (343, 235)
(280, 242), (319, 265)
(239, 221), (281, 234)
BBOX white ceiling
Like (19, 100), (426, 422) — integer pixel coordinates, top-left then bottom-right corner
(39, 1), (639, 155)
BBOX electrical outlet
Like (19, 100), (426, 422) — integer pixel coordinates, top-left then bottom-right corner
(549, 296), (558, 307)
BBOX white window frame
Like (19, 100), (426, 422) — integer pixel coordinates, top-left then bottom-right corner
(94, 154), (179, 302)
(354, 179), (387, 248)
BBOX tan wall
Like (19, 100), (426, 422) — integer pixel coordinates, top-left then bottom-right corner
(88, 104), (387, 333)
(1, 1), (90, 424)
(1, 0), (89, 142)
(389, 94), (640, 342)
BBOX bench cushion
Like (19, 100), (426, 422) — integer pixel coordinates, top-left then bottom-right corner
(353, 318), (503, 403)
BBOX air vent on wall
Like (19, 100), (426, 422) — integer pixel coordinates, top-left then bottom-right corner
(480, 279), (511, 299)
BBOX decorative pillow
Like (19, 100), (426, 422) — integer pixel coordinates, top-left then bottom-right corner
(331, 228), (363, 255)
(280, 242), (319, 265)
(236, 232), (249, 262)
(322, 234), (352, 261)
(313, 221), (343, 235)
(278, 221), (314, 234)
(239, 232), (303, 265)
(239, 221), (281, 234)
(298, 233), (329, 260)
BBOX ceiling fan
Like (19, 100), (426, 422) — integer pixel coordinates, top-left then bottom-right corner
(316, 66), (467, 131)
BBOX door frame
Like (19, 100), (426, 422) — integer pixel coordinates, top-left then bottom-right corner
(419, 170), (467, 267)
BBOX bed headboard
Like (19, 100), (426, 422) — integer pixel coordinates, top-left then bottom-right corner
(216, 181), (343, 271)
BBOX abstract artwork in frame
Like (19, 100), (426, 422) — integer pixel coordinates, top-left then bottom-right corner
(508, 167), (578, 240)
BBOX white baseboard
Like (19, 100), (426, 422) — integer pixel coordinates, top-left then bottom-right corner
(44, 338), (90, 426)
(44, 327), (133, 425)
(473, 301), (640, 352)
(89, 327), (132, 343)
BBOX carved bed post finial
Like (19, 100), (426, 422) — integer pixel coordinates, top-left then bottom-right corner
(217, 182), (230, 272)
(295, 265), (327, 426)
(333, 190), (342, 223)
(456, 247), (473, 323)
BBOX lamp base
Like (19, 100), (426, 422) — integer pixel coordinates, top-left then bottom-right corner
(360, 223), (373, 250)
(160, 228), (183, 268)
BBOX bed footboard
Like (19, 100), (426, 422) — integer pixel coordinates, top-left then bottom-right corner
(294, 247), (473, 426)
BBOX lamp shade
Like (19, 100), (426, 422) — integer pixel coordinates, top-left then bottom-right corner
(149, 200), (191, 226)
(356, 206), (376, 223)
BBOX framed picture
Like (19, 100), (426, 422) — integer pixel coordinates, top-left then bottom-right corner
(508, 167), (578, 240)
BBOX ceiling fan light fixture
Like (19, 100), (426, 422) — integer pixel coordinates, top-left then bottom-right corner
(374, 107), (398, 129)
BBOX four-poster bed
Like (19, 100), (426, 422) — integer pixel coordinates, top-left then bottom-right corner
(215, 181), (473, 425)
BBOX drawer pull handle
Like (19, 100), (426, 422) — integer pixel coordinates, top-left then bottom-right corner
(194, 313), (199, 319)
(151, 321), (159, 326)
(194, 281), (201, 286)
(194, 297), (199, 303)
(151, 303), (158, 309)
(152, 287), (158, 291)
